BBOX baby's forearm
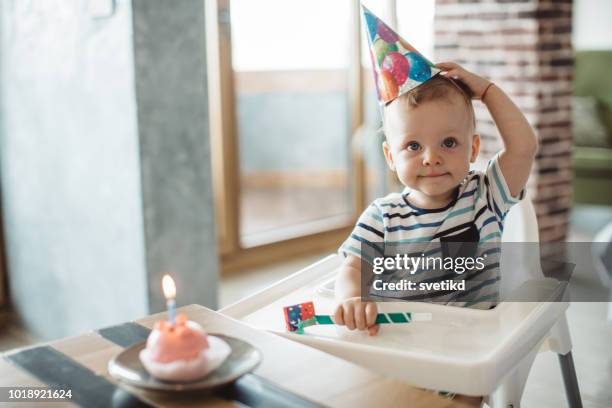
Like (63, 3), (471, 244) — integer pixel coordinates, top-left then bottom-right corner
(483, 84), (538, 157)
(335, 260), (361, 301)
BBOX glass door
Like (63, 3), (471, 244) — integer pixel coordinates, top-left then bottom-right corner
(230, 0), (354, 245)
(207, 0), (364, 271)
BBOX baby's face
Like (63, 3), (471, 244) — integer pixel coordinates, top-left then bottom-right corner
(383, 95), (479, 201)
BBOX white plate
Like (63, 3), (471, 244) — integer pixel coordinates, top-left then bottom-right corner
(108, 334), (261, 391)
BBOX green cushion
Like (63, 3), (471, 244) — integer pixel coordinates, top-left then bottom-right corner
(598, 99), (612, 136)
(572, 96), (611, 147)
(573, 147), (612, 205)
(574, 51), (612, 136)
(573, 146), (612, 172)
(574, 51), (612, 101)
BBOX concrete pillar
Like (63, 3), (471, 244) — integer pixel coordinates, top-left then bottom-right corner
(0, 0), (217, 340)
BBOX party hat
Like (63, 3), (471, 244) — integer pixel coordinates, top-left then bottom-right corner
(362, 5), (441, 105)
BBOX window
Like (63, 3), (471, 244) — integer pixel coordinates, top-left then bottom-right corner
(231, 0), (353, 244)
(207, 0), (363, 271)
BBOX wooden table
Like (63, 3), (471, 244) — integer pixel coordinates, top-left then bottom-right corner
(0, 305), (478, 407)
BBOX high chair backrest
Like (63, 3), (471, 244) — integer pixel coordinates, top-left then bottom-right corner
(501, 196), (540, 243)
(470, 157), (544, 297)
(499, 198), (545, 299)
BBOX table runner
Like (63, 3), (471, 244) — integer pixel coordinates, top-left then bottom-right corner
(3, 320), (322, 408)
(97, 322), (322, 408)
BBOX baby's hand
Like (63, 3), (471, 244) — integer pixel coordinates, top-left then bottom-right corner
(333, 297), (380, 336)
(437, 61), (492, 100)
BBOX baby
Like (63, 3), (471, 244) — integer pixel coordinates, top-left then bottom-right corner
(334, 62), (538, 336)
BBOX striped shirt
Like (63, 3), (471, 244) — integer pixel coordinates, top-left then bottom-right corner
(339, 155), (524, 308)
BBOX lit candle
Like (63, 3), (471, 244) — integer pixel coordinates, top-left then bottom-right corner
(162, 274), (177, 324)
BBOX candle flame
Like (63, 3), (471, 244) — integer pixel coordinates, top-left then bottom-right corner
(162, 274), (176, 299)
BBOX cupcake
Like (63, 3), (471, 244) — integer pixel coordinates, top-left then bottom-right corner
(139, 314), (231, 382)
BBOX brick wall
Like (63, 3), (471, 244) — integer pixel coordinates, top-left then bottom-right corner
(434, 0), (573, 242)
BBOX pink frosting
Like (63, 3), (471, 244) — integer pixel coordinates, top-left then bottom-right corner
(146, 314), (209, 363)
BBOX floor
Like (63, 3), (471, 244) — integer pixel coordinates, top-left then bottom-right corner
(522, 302), (612, 408)
(241, 185), (349, 236)
(1, 205), (611, 407)
(219, 251), (329, 308)
(0, 309), (39, 352)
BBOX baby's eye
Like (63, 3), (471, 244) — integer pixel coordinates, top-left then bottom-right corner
(406, 141), (421, 151)
(442, 137), (458, 148)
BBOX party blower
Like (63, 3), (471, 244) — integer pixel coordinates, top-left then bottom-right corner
(283, 301), (432, 334)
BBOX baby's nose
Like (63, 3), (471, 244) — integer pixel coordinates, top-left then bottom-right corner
(422, 149), (442, 166)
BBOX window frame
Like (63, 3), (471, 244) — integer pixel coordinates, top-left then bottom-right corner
(206, 0), (366, 273)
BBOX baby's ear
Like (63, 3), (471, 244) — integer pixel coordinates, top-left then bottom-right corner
(382, 141), (396, 171)
(470, 134), (481, 163)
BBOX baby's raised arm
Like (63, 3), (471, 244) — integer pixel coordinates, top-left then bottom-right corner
(437, 62), (538, 197)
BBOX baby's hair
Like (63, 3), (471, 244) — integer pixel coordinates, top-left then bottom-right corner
(381, 74), (476, 137)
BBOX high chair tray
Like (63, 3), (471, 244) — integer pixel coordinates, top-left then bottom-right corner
(220, 254), (568, 396)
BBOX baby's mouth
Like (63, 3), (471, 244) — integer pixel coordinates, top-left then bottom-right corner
(419, 172), (450, 178)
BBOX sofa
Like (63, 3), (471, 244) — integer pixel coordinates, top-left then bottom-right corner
(572, 51), (612, 205)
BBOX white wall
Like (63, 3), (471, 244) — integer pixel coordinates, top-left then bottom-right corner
(573, 0), (612, 50)
(0, 0), (147, 339)
(0, 0), (218, 340)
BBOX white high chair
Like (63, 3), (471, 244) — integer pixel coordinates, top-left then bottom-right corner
(490, 198), (582, 408)
(221, 199), (582, 408)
